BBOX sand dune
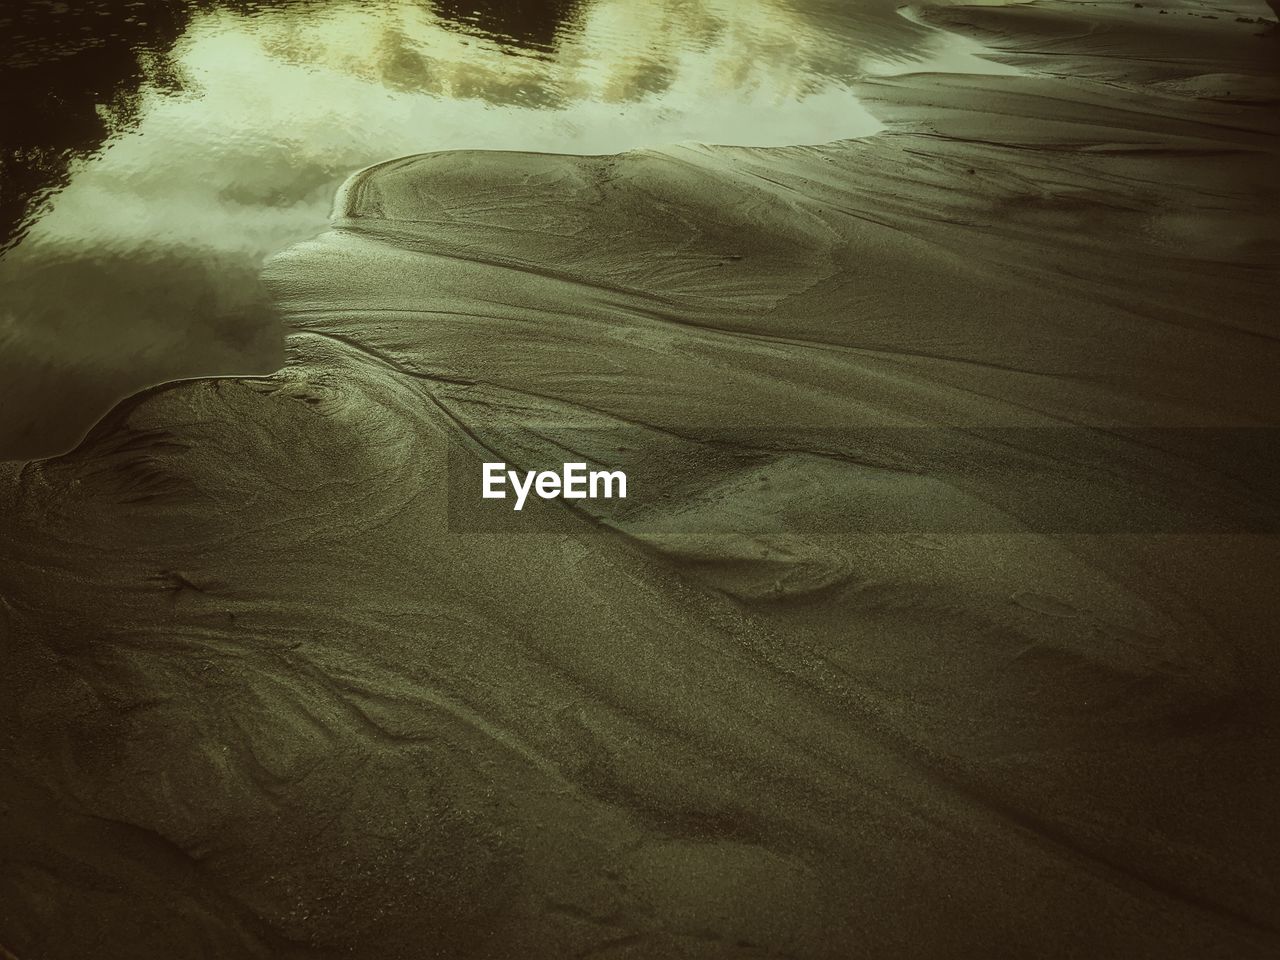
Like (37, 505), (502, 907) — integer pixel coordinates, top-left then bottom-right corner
(2, 2), (1278, 957)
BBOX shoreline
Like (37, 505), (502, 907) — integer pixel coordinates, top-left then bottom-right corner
(6, 0), (1274, 462)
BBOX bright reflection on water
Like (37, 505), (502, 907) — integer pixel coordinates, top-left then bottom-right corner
(0, 0), (965, 458)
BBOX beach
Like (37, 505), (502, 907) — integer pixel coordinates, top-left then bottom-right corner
(1, 1), (1278, 957)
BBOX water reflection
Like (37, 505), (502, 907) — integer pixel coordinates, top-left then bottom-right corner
(432, 0), (585, 50)
(1, 0), (942, 458)
(2, 0), (195, 255)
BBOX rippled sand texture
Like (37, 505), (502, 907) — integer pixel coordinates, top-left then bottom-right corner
(2, 2), (1278, 958)
(0, 0), (897, 460)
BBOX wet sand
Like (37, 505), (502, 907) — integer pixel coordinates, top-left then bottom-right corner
(2, 1), (1278, 957)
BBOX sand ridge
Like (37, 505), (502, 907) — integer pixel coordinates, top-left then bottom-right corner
(1, 2), (1278, 957)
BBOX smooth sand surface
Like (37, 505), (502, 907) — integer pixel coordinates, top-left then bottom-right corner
(2, 2), (1278, 957)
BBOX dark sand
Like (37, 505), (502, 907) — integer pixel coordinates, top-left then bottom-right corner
(2, 2), (1278, 957)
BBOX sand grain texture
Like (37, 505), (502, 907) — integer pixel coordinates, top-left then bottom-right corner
(2, 2), (1279, 957)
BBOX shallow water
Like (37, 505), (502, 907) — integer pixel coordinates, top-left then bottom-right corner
(1, 0), (972, 458)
